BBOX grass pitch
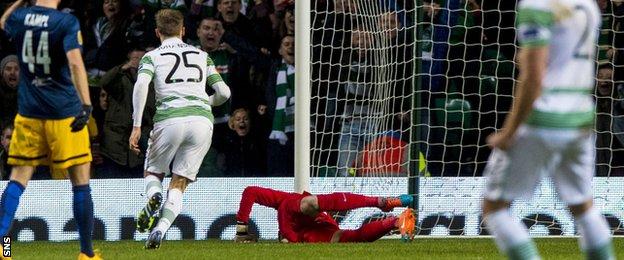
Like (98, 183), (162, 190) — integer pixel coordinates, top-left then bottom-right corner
(10, 238), (624, 259)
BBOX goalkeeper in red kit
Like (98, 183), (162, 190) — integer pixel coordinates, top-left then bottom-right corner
(234, 186), (417, 243)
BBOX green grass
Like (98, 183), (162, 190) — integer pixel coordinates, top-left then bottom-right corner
(9, 238), (624, 259)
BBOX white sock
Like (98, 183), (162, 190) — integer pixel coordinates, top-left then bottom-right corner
(154, 188), (183, 234)
(486, 209), (540, 260)
(144, 175), (162, 199)
(575, 207), (614, 259)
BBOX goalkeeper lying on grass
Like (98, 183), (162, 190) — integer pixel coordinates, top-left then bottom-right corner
(234, 186), (416, 243)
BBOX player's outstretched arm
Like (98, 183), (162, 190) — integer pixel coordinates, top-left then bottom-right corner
(277, 200), (300, 243)
(235, 186), (292, 243)
(0, 0), (25, 30)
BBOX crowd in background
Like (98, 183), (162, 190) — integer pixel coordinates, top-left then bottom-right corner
(0, 0), (622, 179)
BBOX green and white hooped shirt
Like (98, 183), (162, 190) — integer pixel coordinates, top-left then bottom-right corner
(517, 0), (601, 129)
(138, 38), (224, 125)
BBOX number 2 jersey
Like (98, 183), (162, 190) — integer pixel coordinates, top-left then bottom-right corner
(138, 37), (223, 125)
(517, 0), (601, 129)
(4, 6), (82, 119)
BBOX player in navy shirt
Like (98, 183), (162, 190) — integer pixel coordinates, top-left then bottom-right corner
(0, 0), (99, 259)
(4, 3), (83, 118)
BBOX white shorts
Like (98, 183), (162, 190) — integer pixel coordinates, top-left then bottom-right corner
(483, 126), (595, 205)
(145, 118), (213, 181)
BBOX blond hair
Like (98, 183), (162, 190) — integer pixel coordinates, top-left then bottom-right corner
(228, 108), (250, 130)
(155, 9), (184, 37)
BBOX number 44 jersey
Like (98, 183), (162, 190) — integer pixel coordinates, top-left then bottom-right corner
(4, 6), (83, 119)
(516, 0), (601, 129)
(138, 37), (223, 126)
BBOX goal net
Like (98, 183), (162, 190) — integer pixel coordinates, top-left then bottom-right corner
(306, 0), (624, 236)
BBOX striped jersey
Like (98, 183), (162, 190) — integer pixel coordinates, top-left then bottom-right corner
(517, 0), (600, 128)
(138, 37), (224, 125)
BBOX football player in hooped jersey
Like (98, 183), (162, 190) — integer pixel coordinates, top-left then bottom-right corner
(0, 0), (98, 259)
(129, 9), (231, 249)
(482, 0), (614, 259)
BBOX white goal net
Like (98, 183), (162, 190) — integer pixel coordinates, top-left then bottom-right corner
(306, 0), (624, 236)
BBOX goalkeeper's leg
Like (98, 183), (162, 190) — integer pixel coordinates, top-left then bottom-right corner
(335, 208), (416, 243)
(294, 193), (413, 217)
(136, 172), (164, 233)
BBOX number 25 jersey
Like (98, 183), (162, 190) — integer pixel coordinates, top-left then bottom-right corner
(4, 6), (83, 119)
(138, 37), (224, 125)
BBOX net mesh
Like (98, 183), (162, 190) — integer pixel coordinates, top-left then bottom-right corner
(307, 0), (624, 236)
(310, 0), (415, 178)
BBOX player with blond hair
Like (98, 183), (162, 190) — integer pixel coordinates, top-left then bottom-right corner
(130, 9), (230, 249)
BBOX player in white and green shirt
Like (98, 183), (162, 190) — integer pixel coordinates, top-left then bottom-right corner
(129, 9), (230, 250)
(482, 1), (614, 259)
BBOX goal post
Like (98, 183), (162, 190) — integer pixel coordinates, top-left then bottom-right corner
(294, 0), (311, 193)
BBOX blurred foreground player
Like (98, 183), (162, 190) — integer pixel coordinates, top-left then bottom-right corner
(483, 0), (614, 259)
(235, 186), (416, 243)
(0, 0), (98, 259)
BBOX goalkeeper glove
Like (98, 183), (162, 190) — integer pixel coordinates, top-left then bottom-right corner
(235, 222), (258, 243)
(70, 105), (93, 132)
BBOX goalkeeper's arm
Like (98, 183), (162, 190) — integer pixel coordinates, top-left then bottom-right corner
(235, 186), (292, 243)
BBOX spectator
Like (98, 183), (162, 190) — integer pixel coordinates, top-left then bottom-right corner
(89, 88), (109, 173)
(334, 29), (380, 177)
(250, 0), (277, 29)
(216, 0), (272, 112)
(217, 0), (264, 47)
(220, 108), (265, 176)
(265, 35), (295, 176)
(0, 124), (12, 180)
(195, 18), (235, 134)
(310, 0), (360, 174)
(93, 88), (109, 143)
(597, 0), (615, 64)
(274, 3), (293, 51)
(595, 64), (624, 176)
(98, 48), (156, 178)
(190, 0), (218, 18)
(353, 130), (407, 176)
(248, 0), (276, 50)
(0, 55), (18, 126)
(85, 0), (134, 80)
(194, 17), (270, 177)
(196, 11), (263, 112)
(141, 0), (187, 44)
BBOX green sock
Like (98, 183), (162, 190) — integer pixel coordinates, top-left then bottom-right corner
(507, 241), (540, 260)
(586, 242), (615, 260)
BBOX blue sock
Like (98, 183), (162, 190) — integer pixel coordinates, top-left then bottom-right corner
(0, 181), (25, 236)
(73, 185), (94, 257)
